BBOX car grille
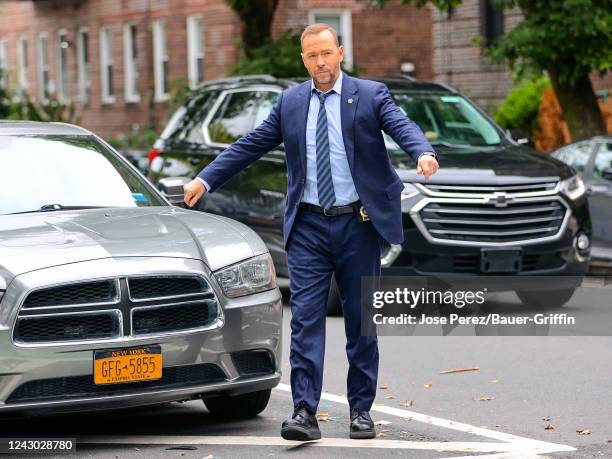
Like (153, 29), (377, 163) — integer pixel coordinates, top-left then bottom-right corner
(6, 363), (226, 404)
(14, 312), (121, 343)
(413, 182), (569, 246)
(22, 279), (118, 309)
(13, 275), (220, 345)
(423, 182), (558, 196)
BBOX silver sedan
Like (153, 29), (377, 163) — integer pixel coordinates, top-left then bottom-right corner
(0, 121), (282, 417)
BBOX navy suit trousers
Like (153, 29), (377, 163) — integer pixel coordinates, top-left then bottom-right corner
(286, 208), (382, 414)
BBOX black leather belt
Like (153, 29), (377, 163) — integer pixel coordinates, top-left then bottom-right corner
(298, 201), (362, 216)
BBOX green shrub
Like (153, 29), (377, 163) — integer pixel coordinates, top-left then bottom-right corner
(493, 76), (551, 142)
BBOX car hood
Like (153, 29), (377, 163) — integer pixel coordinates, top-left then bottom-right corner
(390, 144), (575, 184)
(0, 207), (266, 282)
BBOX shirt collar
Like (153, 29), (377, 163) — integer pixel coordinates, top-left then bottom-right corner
(311, 71), (343, 95)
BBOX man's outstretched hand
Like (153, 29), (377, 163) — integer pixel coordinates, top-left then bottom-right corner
(183, 179), (206, 207)
(416, 154), (439, 183)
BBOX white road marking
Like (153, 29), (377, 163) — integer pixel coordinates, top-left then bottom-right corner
(77, 436), (555, 453)
(275, 383), (576, 456)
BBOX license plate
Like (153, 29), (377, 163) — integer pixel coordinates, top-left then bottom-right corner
(94, 345), (162, 385)
(480, 248), (522, 273)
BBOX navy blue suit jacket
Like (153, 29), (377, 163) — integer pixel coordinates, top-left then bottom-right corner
(198, 74), (435, 248)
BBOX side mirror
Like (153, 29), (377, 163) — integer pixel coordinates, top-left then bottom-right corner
(602, 167), (612, 182)
(507, 129), (529, 145)
(157, 176), (191, 205)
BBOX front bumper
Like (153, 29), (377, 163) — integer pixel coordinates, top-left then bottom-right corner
(382, 190), (591, 281)
(0, 257), (283, 414)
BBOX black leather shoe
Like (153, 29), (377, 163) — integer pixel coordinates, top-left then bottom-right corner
(281, 404), (321, 441)
(350, 408), (376, 439)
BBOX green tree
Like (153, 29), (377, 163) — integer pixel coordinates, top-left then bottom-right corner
(371, 0), (612, 141)
(225, 0), (280, 58)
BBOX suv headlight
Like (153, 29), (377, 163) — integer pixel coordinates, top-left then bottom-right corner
(559, 174), (586, 201)
(214, 253), (276, 298)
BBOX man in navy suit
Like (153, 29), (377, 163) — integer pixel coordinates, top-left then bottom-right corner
(184, 23), (438, 440)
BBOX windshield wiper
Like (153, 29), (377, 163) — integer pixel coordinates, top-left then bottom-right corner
(430, 141), (474, 148)
(9, 204), (107, 215)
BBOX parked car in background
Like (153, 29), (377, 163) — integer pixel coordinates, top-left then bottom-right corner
(147, 75), (592, 315)
(0, 121), (281, 417)
(551, 136), (612, 261)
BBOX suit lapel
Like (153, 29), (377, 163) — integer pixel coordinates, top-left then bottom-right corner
(296, 81), (311, 179)
(340, 74), (358, 173)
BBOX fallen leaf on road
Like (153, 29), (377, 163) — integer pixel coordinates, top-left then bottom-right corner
(316, 411), (334, 422)
(380, 384), (389, 389)
(400, 400), (413, 407)
(375, 420), (392, 426)
(384, 395), (394, 399)
(439, 367), (479, 374)
(545, 422), (557, 430)
(377, 432), (386, 437)
(472, 396), (495, 401)
(542, 416), (551, 421)
(424, 382), (433, 388)
(576, 429), (591, 435)
(490, 379), (499, 384)
(404, 416), (413, 421)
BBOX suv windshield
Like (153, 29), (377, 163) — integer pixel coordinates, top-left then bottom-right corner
(0, 135), (166, 215)
(385, 92), (503, 150)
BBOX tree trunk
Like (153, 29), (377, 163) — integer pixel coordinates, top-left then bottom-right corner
(229, 0), (279, 58)
(547, 67), (606, 141)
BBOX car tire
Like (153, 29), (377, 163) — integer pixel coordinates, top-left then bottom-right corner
(516, 288), (576, 309)
(327, 275), (343, 317)
(203, 389), (271, 419)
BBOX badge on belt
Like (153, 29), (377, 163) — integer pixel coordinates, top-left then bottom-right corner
(358, 205), (370, 223)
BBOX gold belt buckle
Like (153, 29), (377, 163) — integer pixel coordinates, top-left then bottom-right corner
(359, 205), (370, 222)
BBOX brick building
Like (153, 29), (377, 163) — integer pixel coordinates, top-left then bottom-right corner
(432, 0), (611, 113)
(0, 0), (433, 138)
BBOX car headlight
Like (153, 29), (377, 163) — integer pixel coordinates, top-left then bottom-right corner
(559, 174), (586, 201)
(214, 253), (276, 298)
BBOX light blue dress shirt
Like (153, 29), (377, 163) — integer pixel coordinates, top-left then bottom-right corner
(302, 71), (358, 206)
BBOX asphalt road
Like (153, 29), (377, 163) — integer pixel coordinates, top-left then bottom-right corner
(1, 286), (610, 459)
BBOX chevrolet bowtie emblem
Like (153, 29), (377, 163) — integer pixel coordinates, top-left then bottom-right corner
(347, 98), (353, 104)
(486, 191), (514, 208)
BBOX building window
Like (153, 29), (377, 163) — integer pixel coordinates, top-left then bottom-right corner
(57, 30), (69, 102)
(77, 28), (90, 104)
(0, 39), (8, 89)
(17, 36), (28, 93)
(307, 9), (353, 71)
(153, 19), (169, 102)
(187, 15), (205, 89)
(100, 25), (115, 103)
(37, 32), (50, 101)
(123, 23), (140, 102)
(481, 0), (504, 46)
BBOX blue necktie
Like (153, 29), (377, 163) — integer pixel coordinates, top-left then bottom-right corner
(315, 90), (336, 209)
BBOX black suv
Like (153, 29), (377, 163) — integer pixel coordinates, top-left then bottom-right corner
(147, 74), (591, 314)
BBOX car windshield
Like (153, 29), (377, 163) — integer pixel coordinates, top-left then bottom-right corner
(0, 135), (166, 215)
(385, 92), (503, 151)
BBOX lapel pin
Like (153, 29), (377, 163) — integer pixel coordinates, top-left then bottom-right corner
(347, 98), (353, 104)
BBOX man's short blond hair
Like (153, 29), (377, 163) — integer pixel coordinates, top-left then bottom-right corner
(300, 23), (340, 48)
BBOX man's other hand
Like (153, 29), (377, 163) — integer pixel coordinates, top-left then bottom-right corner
(183, 179), (206, 207)
(416, 155), (439, 183)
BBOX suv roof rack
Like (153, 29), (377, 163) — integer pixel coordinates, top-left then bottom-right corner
(194, 74), (277, 90)
(382, 74), (418, 82)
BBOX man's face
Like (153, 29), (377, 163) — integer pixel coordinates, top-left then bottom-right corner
(301, 30), (344, 88)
